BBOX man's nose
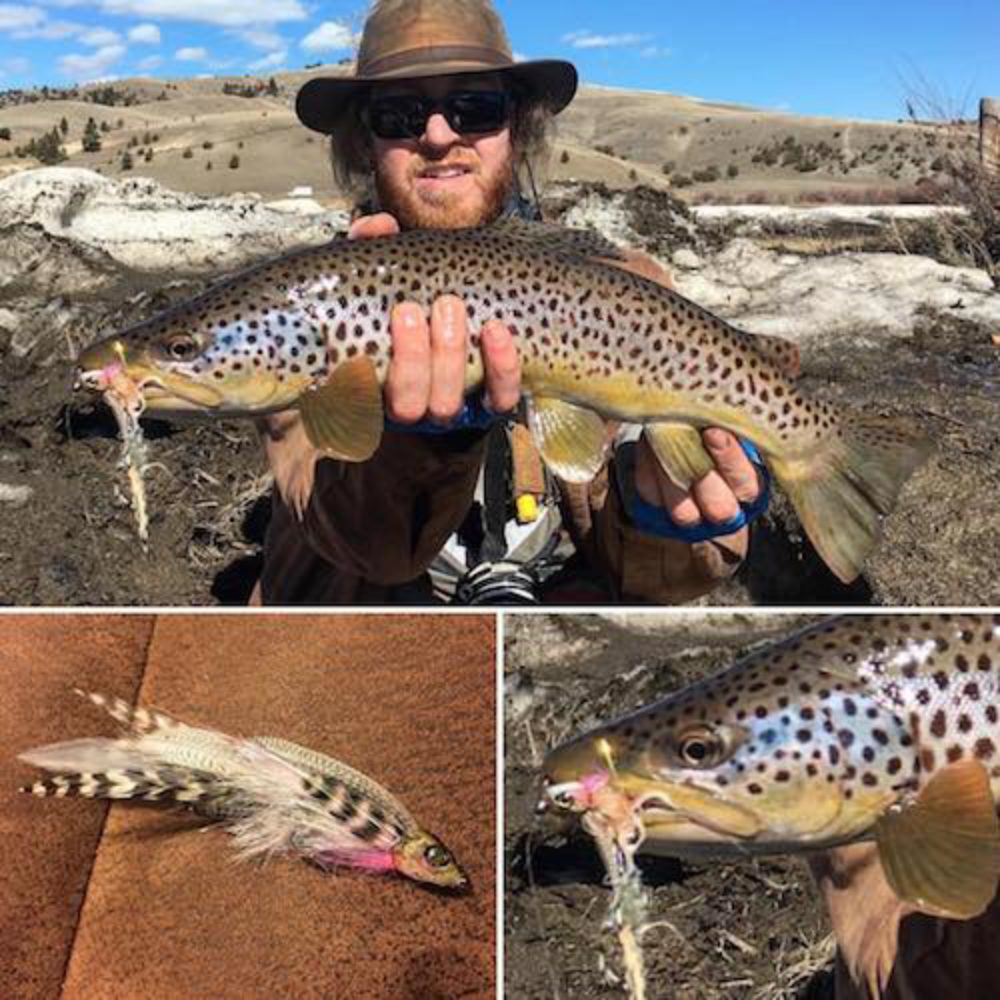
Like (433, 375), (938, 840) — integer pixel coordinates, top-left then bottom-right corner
(423, 110), (461, 147)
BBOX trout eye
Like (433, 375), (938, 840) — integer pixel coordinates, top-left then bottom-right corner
(677, 729), (724, 768)
(164, 334), (199, 361)
(424, 844), (452, 868)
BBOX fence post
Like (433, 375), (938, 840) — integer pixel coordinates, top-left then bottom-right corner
(981, 98), (1000, 175)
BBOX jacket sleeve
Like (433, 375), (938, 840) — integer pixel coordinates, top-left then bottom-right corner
(566, 247), (748, 604)
(259, 411), (486, 586)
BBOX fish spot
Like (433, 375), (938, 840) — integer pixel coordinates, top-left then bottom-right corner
(975, 738), (995, 760)
(930, 711), (947, 738)
(946, 745), (964, 763)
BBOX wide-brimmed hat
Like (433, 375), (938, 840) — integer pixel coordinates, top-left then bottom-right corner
(296, 0), (578, 136)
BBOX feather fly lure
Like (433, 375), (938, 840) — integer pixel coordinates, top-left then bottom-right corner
(18, 691), (467, 890)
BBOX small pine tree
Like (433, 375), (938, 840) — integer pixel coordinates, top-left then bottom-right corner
(144, 149), (153, 162)
(100, 120), (111, 133)
(267, 76), (279, 97)
(229, 154), (240, 169)
(206, 160), (213, 171)
(59, 116), (68, 136)
(121, 151), (133, 170)
(182, 148), (193, 159)
(559, 149), (569, 164)
(0, 127), (10, 141)
(82, 117), (101, 153)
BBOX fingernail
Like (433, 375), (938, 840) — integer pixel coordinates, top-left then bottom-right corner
(703, 428), (729, 449)
(394, 303), (421, 330)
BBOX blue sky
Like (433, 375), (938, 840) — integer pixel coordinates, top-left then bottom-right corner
(0, 0), (996, 121)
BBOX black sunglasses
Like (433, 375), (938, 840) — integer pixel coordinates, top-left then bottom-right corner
(365, 90), (511, 140)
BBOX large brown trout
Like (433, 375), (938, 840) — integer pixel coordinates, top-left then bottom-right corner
(540, 614), (1000, 920)
(76, 220), (932, 582)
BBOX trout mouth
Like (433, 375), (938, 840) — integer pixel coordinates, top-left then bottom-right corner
(540, 770), (766, 845)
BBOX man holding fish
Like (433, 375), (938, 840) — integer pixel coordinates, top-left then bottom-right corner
(253, 0), (767, 605)
(76, 0), (929, 603)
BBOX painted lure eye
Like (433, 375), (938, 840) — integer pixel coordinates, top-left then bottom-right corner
(165, 334), (199, 361)
(424, 844), (453, 868)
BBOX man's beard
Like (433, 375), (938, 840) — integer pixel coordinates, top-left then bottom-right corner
(374, 157), (515, 230)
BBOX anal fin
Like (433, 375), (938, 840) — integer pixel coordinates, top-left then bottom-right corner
(298, 357), (384, 461)
(644, 423), (715, 490)
(876, 759), (1000, 919)
(527, 396), (609, 483)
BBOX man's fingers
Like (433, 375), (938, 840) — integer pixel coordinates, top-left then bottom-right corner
(385, 302), (430, 423)
(349, 213), (400, 240)
(703, 428), (760, 503)
(635, 438), (702, 526)
(481, 321), (521, 413)
(690, 471), (740, 524)
(428, 296), (470, 424)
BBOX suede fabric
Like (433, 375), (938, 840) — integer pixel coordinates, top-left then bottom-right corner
(2, 614), (495, 1000)
(0, 615), (155, 1000)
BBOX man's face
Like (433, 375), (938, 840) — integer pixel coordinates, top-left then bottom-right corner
(369, 73), (515, 230)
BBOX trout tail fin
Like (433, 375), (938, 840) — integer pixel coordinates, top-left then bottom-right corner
(769, 415), (933, 583)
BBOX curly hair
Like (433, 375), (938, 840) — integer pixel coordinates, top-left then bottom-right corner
(328, 81), (556, 205)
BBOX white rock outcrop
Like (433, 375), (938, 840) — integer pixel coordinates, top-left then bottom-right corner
(0, 168), (348, 273)
(675, 239), (1000, 344)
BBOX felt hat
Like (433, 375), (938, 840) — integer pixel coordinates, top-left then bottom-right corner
(296, 0), (578, 135)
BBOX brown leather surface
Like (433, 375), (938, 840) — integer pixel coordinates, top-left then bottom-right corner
(0, 615), (155, 1000)
(3, 614), (495, 1000)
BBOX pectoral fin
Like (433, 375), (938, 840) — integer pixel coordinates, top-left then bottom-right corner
(297, 357), (384, 461)
(526, 396), (609, 483)
(644, 423), (715, 489)
(876, 760), (1000, 919)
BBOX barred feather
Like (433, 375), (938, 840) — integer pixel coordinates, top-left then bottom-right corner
(17, 692), (467, 889)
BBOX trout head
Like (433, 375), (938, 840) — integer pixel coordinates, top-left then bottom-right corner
(393, 830), (469, 890)
(541, 642), (913, 856)
(76, 300), (320, 416)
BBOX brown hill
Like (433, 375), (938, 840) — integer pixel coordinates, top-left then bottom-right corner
(0, 65), (974, 203)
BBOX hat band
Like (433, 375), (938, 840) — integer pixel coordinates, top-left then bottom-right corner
(361, 44), (513, 78)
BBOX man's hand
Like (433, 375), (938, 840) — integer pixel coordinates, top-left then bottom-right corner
(634, 428), (759, 546)
(349, 213), (521, 425)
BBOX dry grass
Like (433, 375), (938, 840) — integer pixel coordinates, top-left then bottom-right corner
(188, 468), (272, 569)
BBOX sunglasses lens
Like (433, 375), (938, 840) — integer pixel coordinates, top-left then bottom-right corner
(367, 92), (509, 139)
(445, 92), (509, 133)
(368, 96), (431, 139)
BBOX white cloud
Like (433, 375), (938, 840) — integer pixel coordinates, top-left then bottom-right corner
(13, 17), (79, 38)
(640, 45), (669, 59)
(234, 26), (282, 49)
(99, 0), (306, 28)
(563, 30), (651, 50)
(128, 22), (160, 43)
(58, 43), (126, 79)
(248, 48), (285, 70)
(0, 4), (44, 30)
(137, 53), (162, 70)
(79, 26), (120, 46)
(300, 19), (355, 53)
(175, 46), (207, 61)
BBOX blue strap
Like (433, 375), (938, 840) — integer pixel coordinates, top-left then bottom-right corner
(385, 394), (501, 434)
(630, 439), (770, 542)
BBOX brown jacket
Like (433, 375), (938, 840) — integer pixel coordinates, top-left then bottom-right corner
(254, 249), (746, 606)
(810, 843), (1000, 1000)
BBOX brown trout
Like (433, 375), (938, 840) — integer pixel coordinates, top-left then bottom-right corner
(540, 614), (1000, 920)
(76, 220), (932, 582)
(20, 690), (467, 889)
